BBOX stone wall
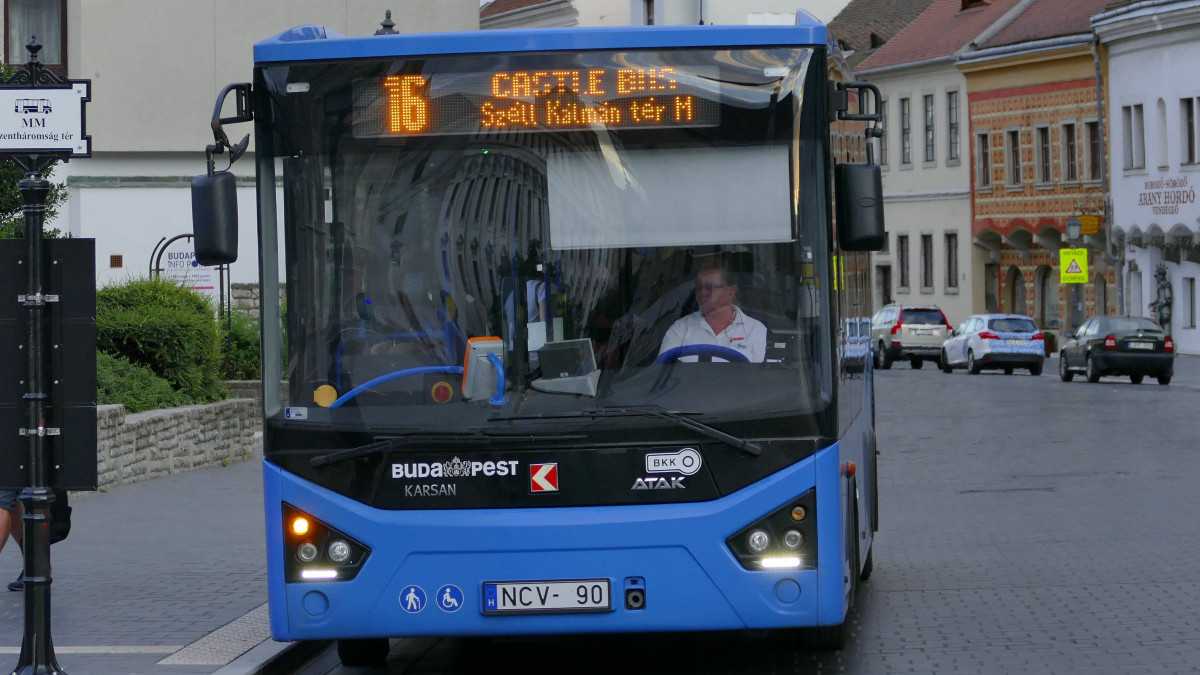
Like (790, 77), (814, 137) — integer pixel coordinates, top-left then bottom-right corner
(231, 282), (285, 317)
(96, 398), (257, 490)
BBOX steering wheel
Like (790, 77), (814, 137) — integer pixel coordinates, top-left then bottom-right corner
(654, 344), (750, 364)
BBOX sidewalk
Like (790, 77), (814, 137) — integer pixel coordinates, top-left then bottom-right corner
(0, 449), (288, 675)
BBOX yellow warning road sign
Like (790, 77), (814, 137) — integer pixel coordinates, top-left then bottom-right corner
(1060, 248), (1088, 284)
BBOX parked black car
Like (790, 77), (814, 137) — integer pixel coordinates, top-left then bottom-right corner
(1059, 315), (1175, 385)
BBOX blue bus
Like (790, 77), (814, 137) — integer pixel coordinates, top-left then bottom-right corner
(193, 14), (884, 668)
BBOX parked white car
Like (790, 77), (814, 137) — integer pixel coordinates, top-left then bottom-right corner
(939, 314), (1045, 376)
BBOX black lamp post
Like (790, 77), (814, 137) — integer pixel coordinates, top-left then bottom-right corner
(1067, 216), (1083, 330)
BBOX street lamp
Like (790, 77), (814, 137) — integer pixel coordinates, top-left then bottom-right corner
(1066, 216), (1083, 330)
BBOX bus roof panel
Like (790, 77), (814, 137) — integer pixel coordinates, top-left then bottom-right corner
(253, 23), (828, 64)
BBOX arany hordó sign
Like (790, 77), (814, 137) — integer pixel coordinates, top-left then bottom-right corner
(0, 81), (91, 157)
(1137, 175), (1194, 217)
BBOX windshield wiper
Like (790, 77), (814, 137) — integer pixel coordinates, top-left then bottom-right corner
(492, 406), (761, 457)
(309, 431), (585, 467)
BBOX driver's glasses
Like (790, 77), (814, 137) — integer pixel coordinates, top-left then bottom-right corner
(695, 283), (729, 293)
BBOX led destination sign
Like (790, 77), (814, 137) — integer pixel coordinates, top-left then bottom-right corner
(353, 65), (721, 137)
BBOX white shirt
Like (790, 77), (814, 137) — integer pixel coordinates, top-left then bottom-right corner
(659, 306), (767, 363)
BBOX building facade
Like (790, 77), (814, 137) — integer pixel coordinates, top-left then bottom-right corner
(2, 0), (479, 293)
(850, 0), (1033, 325)
(482, 0), (847, 29)
(1094, 0), (1200, 354)
(957, 0), (1116, 342)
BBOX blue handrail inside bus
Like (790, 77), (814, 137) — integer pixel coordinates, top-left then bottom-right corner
(328, 366), (464, 408)
(654, 345), (750, 364)
(486, 352), (507, 406)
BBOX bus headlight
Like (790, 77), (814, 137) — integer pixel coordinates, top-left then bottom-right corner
(783, 530), (803, 549)
(747, 530), (771, 553)
(297, 542), (319, 563)
(282, 504), (371, 583)
(328, 540), (352, 563)
(726, 489), (817, 571)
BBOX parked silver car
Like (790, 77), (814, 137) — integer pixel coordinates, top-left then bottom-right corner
(870, 304), (951, 369)
(939, 314), (1045, 376)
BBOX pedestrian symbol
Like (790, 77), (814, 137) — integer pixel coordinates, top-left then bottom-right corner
(436, 584), (464, 613)
(1060, 248), (1088, 284)
(399, 585), (427, 613)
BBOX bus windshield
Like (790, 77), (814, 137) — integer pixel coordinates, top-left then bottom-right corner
(260, 46), (831, 440)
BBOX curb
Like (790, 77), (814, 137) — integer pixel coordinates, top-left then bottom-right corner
(214, 639), (332, 675)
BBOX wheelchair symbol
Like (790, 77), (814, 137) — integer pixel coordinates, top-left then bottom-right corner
(436, 584), (464, 613)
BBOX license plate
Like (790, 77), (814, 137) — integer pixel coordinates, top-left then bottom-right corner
(483, 579), (611, 615)
(912, 328), (933, 335)
(1005, 339), (1026, 346)
(1127, 342), (1155, 350)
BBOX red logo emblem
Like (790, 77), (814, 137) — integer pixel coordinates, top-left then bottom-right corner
(530, 463), (559, 493)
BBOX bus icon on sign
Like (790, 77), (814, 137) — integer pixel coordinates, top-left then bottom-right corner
(14, 98), (52, 114)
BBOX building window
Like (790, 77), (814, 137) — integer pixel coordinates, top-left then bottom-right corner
(1086, 120), (1102, 180)
(5, 0), (64, 70)
(947, 91), (960, 162)
(880, 99), (889, 166)
(1183, 98), (1197, 165)
(900, 97), (911, 165)
(1036, 126), (1052, 184)
(923, 94), (935, 163)
(920, 233), (933, 290)
(1007, 129), (1022, 186)
(945, 232), (958, 289)
(1062, 122), (1078, 182)
(880, 230), (890, 254)
(976, 132), (991, 188)
(898, 234), (910, 289)
(1186, 277), (1197, 328)
(1122, 104), (1145, 169)
(643, 0), (654, 24)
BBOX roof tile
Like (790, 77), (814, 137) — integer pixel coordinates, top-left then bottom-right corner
(856, 0), (1025, 72)
(829, 0), (938, 69)
(980, 0), (1113, 47)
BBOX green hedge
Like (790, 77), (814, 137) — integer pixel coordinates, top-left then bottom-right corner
(222, 310), (261, 380)
(96, 352), (184, 412)
(96, 277), (228, 405)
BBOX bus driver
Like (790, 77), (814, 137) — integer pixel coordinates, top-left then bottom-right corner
(659, 264), (767, 362)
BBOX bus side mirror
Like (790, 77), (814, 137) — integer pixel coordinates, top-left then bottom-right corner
(191, 171), (239, 265)
(835, 162), (884, 252)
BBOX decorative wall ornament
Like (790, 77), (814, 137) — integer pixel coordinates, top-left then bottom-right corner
(1150, 263), (1173, 330)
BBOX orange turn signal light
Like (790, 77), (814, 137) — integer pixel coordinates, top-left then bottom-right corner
(291, 517), (310, 536)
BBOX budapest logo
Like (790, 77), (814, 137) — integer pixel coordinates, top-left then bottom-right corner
(530, 463), (559, 493)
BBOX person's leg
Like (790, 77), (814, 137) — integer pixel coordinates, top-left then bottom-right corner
(10, 501), (22, 550)
(0, 508), (11, 556)
(7, 501), (22, 592)
(0, 490), (17, 556)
